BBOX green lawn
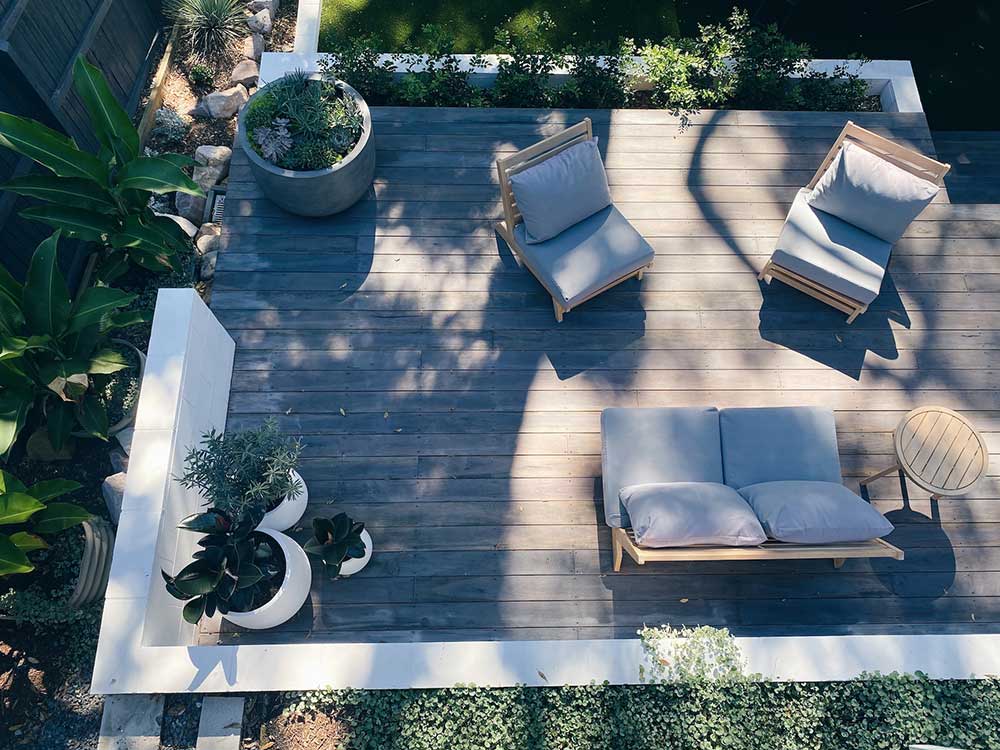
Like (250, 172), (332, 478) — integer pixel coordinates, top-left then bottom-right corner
(319, 0), (680, 52)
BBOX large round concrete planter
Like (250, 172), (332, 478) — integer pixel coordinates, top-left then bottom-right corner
(237, 76), (375, 217)
(222, 528), (311, 630)
(258, 469), (308, 532)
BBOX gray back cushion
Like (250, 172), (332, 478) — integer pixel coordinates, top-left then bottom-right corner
(621, 482), (766, 547)
(739, 480), (894, 543)
(601, 407), (723, 528)
(509, 138), (612, 244)
(720, 406), (843, 489)
(807, 141), (939, 244)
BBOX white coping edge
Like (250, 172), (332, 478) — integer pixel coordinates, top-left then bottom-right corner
(93, 634), (999, 694)
(263, 48), (923, 114)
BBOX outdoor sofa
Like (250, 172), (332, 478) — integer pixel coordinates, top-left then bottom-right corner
(601, 405), (904, 572)
(495, 118), (654, 322)
(759, 121), (950, 323)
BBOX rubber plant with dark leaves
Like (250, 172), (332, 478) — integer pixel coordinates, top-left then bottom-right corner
(0, 469), (90, 576)
(304, 512), (366, 578)
(0, 57), (203, 283)
(162, 508), (284, 624)
(0, 232), (149, 458)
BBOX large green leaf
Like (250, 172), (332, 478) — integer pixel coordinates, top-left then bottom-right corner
(46, 400), (74, 451)
(9, 531), (48, 551)
(0, 294), (24, 337)
(30, 501), (91, 533)
(74, 395), (108, 440)
(148, 214), (194, 251)
(182, 596), (207, 624)
(20, 205), (117, 243)
(0, 534), (33, 575)
(22, 233), (72, 336)
(127, 246), (178, 274)
(0, 492), (45, 525)
(0, 385), (32, 456)
(105, 308), (152, 330)
(0, 335), (26, 361)
(0, 469), (27, 494)
(87, 347), (129, 374)
(0, 112), (107, 184)
(0, 261), (23, 307)
(67, 286), (136, 333)
(173, 561), (225, 596)
(2, 174), (115, 212)
(27, 478), (81, 502)
(72, 57), (139, 164)
(116, 157), (204, 196)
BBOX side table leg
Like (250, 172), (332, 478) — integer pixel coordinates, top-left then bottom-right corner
(860, 462), (902, 487)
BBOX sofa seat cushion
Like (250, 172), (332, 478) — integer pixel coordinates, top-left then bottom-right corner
(807, 140), (939, 244)
(772, 188), (892, 305)
(513, 205), (655, 308)
(601, 407), (723, 528)
(739, 480), (894, 543)
(720, 406), (843, 489)
(621, 482), (767, 548)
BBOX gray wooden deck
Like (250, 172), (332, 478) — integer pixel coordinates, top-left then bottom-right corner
(203, 107), (1000, 645)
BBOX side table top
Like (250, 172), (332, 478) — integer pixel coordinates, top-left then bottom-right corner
(894, 406), (989, 496)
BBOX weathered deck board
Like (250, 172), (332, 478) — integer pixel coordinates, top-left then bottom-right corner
(202, 108), (1000, 646)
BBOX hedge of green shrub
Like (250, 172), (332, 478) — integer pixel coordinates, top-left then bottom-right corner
(284, 675), (999, 750)
(321, 9), (873, 116)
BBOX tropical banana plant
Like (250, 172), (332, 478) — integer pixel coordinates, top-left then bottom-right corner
(0, 57), (204, 282)
(0, 468), (90, 576)
(0, 232), (149, 457)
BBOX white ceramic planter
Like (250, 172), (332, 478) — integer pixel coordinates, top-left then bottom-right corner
(258, 469), (308, 531)
(222, 528), (311, 630)
(339, 529), (373, 576)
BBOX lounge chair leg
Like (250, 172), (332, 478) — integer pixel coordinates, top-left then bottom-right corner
(636, 268), (644, 281)
(553, 298), (564, 323)
(860, 462), (901, 487)
(846, 304), (866, 324)
(758, 263), (772, 284)
(612, 531), (623, 572)
(833, 558), (845, 569)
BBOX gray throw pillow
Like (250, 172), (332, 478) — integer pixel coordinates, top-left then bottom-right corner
(807, 140), (938, 244)
(508, 138), (612, 244)
(738, 480), (894, 544)
(620, 482), (767, 548)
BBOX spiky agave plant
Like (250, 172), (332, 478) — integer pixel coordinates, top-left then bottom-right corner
(165, 0), (245, 61)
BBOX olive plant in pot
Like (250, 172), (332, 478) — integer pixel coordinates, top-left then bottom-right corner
(304, 512), (373, 578)
(177, 419), (306, 531)
(237, 70), (375, 217)
(161, 508), (311, 629)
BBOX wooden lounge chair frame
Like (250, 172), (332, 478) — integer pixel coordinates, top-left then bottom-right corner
(495, 118), (653, 322)
(759, 121), (951, 324)
(612, 526), (904, 572)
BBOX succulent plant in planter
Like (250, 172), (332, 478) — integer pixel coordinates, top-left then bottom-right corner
(304, 512), (372, 578)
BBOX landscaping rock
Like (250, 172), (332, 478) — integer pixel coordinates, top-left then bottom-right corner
(247, 8), (272, 34)
(175, 192), (207, 226)
(200, 250), (218, 281)
(109, 448), (129, 474)
(194, 221), (222, 244)
(194, 144), (233, 168)
(230, 59), (259, 88)
(116, 426), (135, 455)
(191, 84), (249, 119)
(196, 233), (222, 256)
(192, 164), (225, 193)
(101, 472), (127, 525)
(157, 212), (199, 238)
(242, 33), (264, 61)
(248, 0), (278, 13)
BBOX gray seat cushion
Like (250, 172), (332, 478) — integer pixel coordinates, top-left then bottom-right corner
(720, 406), (843, 489)
(509, 138), (612, 244)
(621, 482), (767, 547)
(807, 140), (939, 244)
(772, 189), (892, 305)
(513, 205), (655, 308)
(739, 480), (894, 543)
(601, 407), (723, 528)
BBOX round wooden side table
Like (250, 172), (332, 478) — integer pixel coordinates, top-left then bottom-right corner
(861, 406), (989, 499)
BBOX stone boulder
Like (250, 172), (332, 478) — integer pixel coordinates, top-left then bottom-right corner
(194, 144), (233, 169)
(192, 164), (225, 193)
(102, 472), (128, 525)
(199, 250), (219, 281)
(194, 221), (222, 245)
(242, 33), (264, 61)
(191, 84), (249, 119)
(196, 233), (222, 256)
(230, 59), (259, 88)
(248, 0), (279, 13)
(247, 9), (272, 34)
(175, 192), (207, 226)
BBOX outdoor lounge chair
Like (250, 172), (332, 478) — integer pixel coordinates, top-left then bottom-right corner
(759, 121), (950, 323)
(601, 405), (904, 572)
(495, 119), (654, 322)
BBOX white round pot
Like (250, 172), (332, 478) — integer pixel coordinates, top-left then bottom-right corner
(222, 528), (311, 630)
(339, 529), (373, 577)
(258, 470), (308, 531)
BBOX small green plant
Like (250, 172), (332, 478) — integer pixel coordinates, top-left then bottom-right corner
(559, 39), (634, 109)
(177, 418), (303, 523)
(188, 62), (214, 89)
(491, 12), (563, 107)
(320, 35), (398, 105)
(303, 512), (366, 578)
(397, 25), (485, 107)
(638, 624), (753, 683)
(166, 0), (245, 61)
(0, 233), (149, 457)
(161, 509), (284, 624)
(0, 469), (90, 576)
(150, 106), (190, 145)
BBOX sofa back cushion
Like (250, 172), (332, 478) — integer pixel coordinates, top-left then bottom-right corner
(601, 407), (723, 528)
(621, 482), (767, 548)
(807, 140), (939, 244)
(720, 406), (843, 489)
(509, 138), (612, 244)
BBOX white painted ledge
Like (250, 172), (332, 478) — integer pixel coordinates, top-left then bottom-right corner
(261, 51), (923, 114)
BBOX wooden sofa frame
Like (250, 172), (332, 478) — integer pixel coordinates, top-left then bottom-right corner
(759, 120), (951, 324)
(495, 118), (653, 322)
(612, 526), (904, 572)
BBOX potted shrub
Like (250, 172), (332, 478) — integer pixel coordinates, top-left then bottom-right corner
(178, 419), (306, 531)
(237, 70), (375, 216)
(162, 509), (311, 629)
(304, 512), (373, 578)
